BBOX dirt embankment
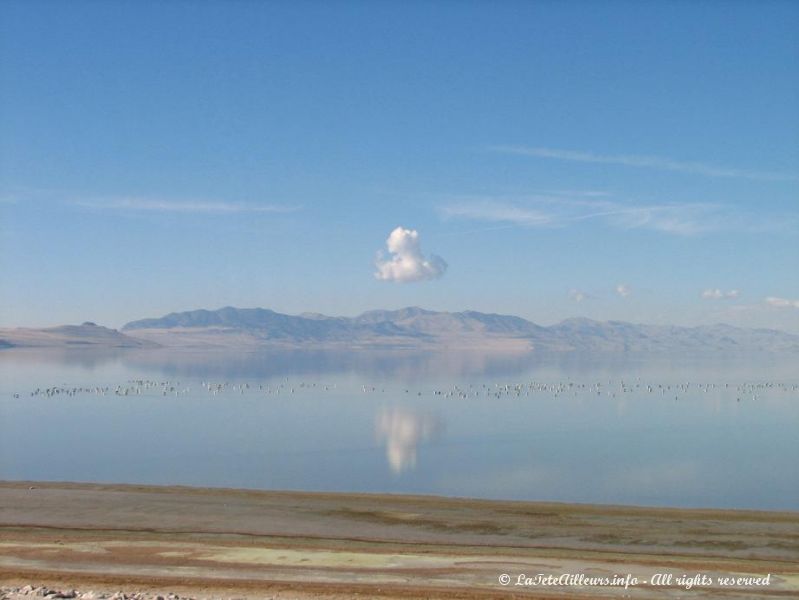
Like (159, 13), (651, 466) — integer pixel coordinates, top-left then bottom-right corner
(1, 481), (797, 599)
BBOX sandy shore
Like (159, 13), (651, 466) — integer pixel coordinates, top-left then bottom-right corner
(1, 481), (797, 599)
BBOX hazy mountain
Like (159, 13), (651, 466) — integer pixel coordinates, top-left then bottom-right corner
(4, 307), (797, 352)
(113, 306), (799, 353)
(0, 323), (154, 349)
(544, 319), (799, 352)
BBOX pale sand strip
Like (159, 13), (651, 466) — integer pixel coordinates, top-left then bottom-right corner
(1, 481), (797, 599)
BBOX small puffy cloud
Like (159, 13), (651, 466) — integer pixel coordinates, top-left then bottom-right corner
(374, 227), (447, 283)
(616, 284), (631, 298)
(569, 289), (590, 303)
(765, 296), (799, 309)
(702, 289), (740, 300)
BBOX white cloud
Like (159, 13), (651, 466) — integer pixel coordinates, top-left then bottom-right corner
(702, 289), (740, 300)
(374, 227), (447, 283)
(74, 197), (299, 213)
(616, 284), (631, 298)
(489, 145), (797, 182)
(765, 296), (799, 309)
(569, 289), (590, 303)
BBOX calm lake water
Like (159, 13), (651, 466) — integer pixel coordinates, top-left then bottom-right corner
(1, 349), (797, 510)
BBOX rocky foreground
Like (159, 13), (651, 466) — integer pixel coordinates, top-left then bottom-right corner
(0, 586), (357, 600)
(1, 482), (797, 599)
(1, 589), (205, 600)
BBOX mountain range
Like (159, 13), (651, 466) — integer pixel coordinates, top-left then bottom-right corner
(2, 306), (797, 353)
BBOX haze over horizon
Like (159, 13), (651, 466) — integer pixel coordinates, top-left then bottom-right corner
(109, 304), (799, 335)
(1, 2), (798, 332)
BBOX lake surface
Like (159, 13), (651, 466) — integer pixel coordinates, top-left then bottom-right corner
(1, 348), (797, 510)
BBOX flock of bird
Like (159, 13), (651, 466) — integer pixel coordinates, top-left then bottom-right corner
(11, 377), (798, 403)
(14, 378), (337, 399)
(401, 379), (798, 401)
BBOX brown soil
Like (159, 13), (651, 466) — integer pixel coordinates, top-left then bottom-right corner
(1, 481), (797, 599)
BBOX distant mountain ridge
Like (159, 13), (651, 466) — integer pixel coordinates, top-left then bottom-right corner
(0, 323), (154, 349)
(3, 307), (797, 352)
(115, 306), (799, 353)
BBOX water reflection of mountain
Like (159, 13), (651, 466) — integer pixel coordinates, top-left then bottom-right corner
(2, 347), (797, 382)
(118, 348), (542, 380)
(375, 407), (443, 473)
(0, 348), (133, 370)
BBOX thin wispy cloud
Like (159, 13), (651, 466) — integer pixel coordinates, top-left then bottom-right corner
(765, 296), (799, 309)
(702, 289), (740, 300)
(602, 204), (722, 235)
(439, 201), (552, 227)
(73, 198), (300, 214)
(438, 195), (768, 236)
(538, 189), (612, 198)
(489, 145), (797, 182)
(374, 226), (447, 283)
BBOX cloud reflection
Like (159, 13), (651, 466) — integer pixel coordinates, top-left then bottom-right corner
(375, 407), (442, 474)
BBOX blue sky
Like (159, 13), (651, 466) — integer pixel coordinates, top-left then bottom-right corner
(1, 1), (798, 331)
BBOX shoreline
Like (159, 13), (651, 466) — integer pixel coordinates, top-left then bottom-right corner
(4, 479), (799, 516)
(1, 481), (797, 599)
